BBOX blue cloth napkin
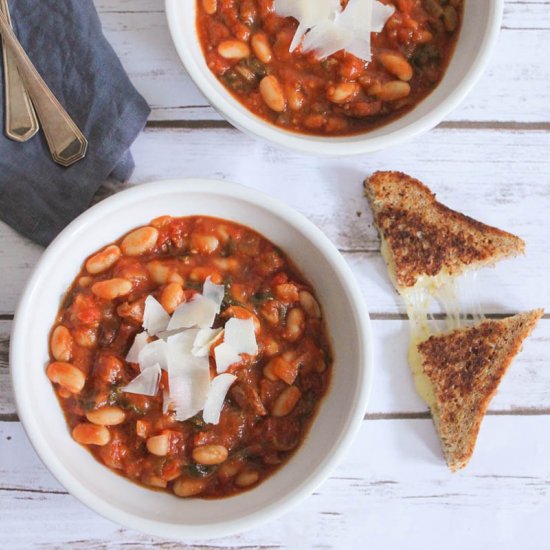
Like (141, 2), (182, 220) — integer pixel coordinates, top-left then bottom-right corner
(0, 0), (150, 246)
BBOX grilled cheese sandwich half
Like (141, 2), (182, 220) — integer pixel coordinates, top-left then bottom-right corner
(418, 310), (543, 471)
(364, 170), (539, 470)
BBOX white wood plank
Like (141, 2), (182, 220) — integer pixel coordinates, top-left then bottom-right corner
(93, 5), (550, 122)
(0, 224), (42, 316)
(2, 318), (548, 416)
(1, 416), (549, 548)
(1, 126), (549, 314)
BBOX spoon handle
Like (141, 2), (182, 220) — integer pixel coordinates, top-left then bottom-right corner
(0, 9), (87, 166)
(0, 0), (39, 142)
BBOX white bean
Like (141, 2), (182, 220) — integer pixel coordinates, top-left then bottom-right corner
(86, 406), (126, 426)
(272, 386), (301, 417)
(218, 39), (250, 60)
(251, 33), (273, 63)
(50, 326), (73, 361)
(147, 434), (169, 456)
(91, 278), (132, 300)
(192, 444), (228, 465)
(259, 75), (286, 112)
(85, 245), (121, 274)
(121, 227), (158, 256)
(72, 423), (110, 446)
(46, 362), (85, 393)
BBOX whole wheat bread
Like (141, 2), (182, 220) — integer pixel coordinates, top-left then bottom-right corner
(418, 309), (543, 471)
(364, 171), (525, 290)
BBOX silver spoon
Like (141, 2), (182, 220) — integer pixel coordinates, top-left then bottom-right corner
(0, 0), (38, 142)
(0, 8), (87, 166)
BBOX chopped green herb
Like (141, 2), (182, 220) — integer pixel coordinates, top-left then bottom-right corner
(118, 398), (147, 415)
(108, 386), (122, 406)
(186, 463), (215, 478)
(185, 280), (203, 291)
(220, 238), (236, 258)
(250, 291), (274, 305)
(221, 284), (244, 310)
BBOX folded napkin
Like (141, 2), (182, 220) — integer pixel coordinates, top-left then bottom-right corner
(0, 0), (150, 246)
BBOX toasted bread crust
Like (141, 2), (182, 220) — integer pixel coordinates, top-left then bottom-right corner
(418, 309), (543, 471)
(364, 171), (525, 289)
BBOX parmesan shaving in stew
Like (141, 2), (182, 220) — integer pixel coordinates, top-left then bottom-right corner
(215, 318), (258, 373)
(142, 295), (170, 336)
(138, 339), (168, 371)
(224, 318), (258, 355)
(167, 332), (211, 421)
(274, 0), (395, 61)
(274, 0), (341, 52)
(214, 342), (243, 374)
(301, 20), (354, 60)
(122, 279), (256, 424)
(122, 363), (161, 396)
(202, 277), (225, 313)
(167, 293), (220, 331)
(126, 330), (148, 363)
(192, 327), (224, 357)
(203, 373), (238, 425)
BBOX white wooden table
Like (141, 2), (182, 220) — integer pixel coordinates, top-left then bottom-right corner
(2, 1), (550, 547)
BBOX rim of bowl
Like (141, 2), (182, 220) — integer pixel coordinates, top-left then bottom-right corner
(165, 0), (504, 156)
(10, 179), (374, 539)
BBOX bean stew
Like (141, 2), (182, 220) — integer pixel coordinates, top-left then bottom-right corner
(197, 0), (463, 136)
(46, 216), (332, 498)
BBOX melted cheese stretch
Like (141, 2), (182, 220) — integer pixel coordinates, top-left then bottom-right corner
(379, 239), (485, 412)
(402, 272), (485, 415)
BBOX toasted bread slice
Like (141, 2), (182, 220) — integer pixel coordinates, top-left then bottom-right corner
(417, 309), (543, 471)
(364, 171), (525, 292)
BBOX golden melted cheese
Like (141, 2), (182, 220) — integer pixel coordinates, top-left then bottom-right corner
(380, 236), (483, 415)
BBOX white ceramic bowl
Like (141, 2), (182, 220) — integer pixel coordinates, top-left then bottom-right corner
(11, 179), (372, 539)
(165, 0), (503, 155)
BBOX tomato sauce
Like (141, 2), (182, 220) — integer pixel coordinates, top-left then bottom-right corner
(46, 216), (332, 498)
(197, 0), (463, 135)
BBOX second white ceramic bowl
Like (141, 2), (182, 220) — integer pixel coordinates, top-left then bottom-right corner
(11, 179), (372, 539)
(165, 0), (504, 155)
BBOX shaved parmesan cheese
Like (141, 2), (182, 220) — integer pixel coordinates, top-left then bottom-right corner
(344, 37), (373, 63)
(275, 0), (395, 62)
(167, 332), (211, 421)
(192, 327), (223, 357)
(202, 277), (225, 313)
(274, 0), (342, 51)
(338, 0), (395, 62)
(224, 318), (258, 355)
(214, 317), (258, 373)
(122, 364), (161, 396)
(154, 328), (188, 341)
(203, 373), (237, 425)
(167, 329), (200, 358)
(167, 294), (219, 331)
(214, 342), (242, 374)
(143, 296), (170, 336)
(126, 331), (149, 363)
(129, 281), (258, 421)
(170, 364), (210, 421)
(371, 0), (396, 32)
(338, 0), (374, 61)
(302, 19), (354, 59)
(138, 339), (168, 371)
